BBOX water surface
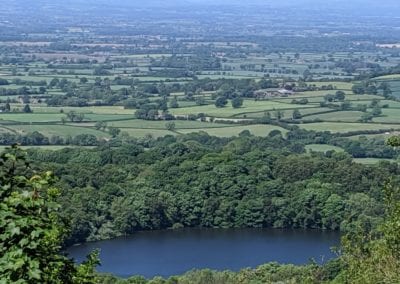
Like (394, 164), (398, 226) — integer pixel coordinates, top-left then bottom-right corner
(67, 228), (340, 278)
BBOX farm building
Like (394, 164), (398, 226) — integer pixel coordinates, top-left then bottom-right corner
(254, 88), (295, 98)
(277, 89), (295, 96)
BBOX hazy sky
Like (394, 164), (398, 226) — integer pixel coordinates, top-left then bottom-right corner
(13, 0), (400, 5)
(7, 0), (400, 15)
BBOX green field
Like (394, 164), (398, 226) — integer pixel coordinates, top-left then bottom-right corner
(178, 124), (287, 137)
(170, 100), (314, 117)
(0, 113), (64, 122)
(373, 109), (400, 123)
(0, 145), (96, 151)
(345, 94), (383, 101)
(13, 124), (109, 138)
(119, 128), (176, 138)
(374, 77), (400, 98)
(28, 106), (135, 115)
(310, 81), (353, 90)
(305, 144), (345, 153)
(374, 74), (400, 80)
(108, 120), (230, 129)
(244, 107), (332, 119)
(2, 46), (400, 141)
(297, 122), (400, 133)
(305, 111), (364, 122)
(353, 158), (398, 164)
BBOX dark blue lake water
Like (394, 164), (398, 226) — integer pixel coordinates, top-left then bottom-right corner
(67, 228), (340, 278)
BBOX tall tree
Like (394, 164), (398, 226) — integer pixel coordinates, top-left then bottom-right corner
(231, 97), (243, 108)
(292, 109), (302, 119)
(338, 137), (400, 283)
(23, 104), (32, 113)
(0, 146), (99, 283)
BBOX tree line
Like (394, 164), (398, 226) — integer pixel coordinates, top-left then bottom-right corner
(21, 132), (398, 245)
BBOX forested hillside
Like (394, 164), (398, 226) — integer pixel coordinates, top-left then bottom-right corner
(22, 131), (398, 245)
(2, 139), (399, 283)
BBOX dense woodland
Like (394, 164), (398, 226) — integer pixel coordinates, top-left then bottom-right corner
(1, 142), (399, 283)
(19, 131), (397, 245)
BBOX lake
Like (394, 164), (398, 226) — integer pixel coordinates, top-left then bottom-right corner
(67, 228), (340, 278)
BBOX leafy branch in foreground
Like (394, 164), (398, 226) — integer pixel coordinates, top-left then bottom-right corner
(338, 182), (400, 284)
(0, 145), (99, 284)
(336, 138), (400, 284)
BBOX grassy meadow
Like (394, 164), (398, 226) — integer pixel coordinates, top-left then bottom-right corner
(2, 49), (400, 149)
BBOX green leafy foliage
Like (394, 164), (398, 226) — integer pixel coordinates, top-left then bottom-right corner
(0, 145), (99, 283)
(98, 260), (343, 283)
(387, 136), (400, 147)
(23, 133), (396, 244)
(338, 183), (400, 283)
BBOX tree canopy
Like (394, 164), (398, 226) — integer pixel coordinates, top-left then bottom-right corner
(0, 145), (99, 283)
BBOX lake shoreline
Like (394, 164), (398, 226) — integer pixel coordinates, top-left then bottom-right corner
(67, 227), (341, 278)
